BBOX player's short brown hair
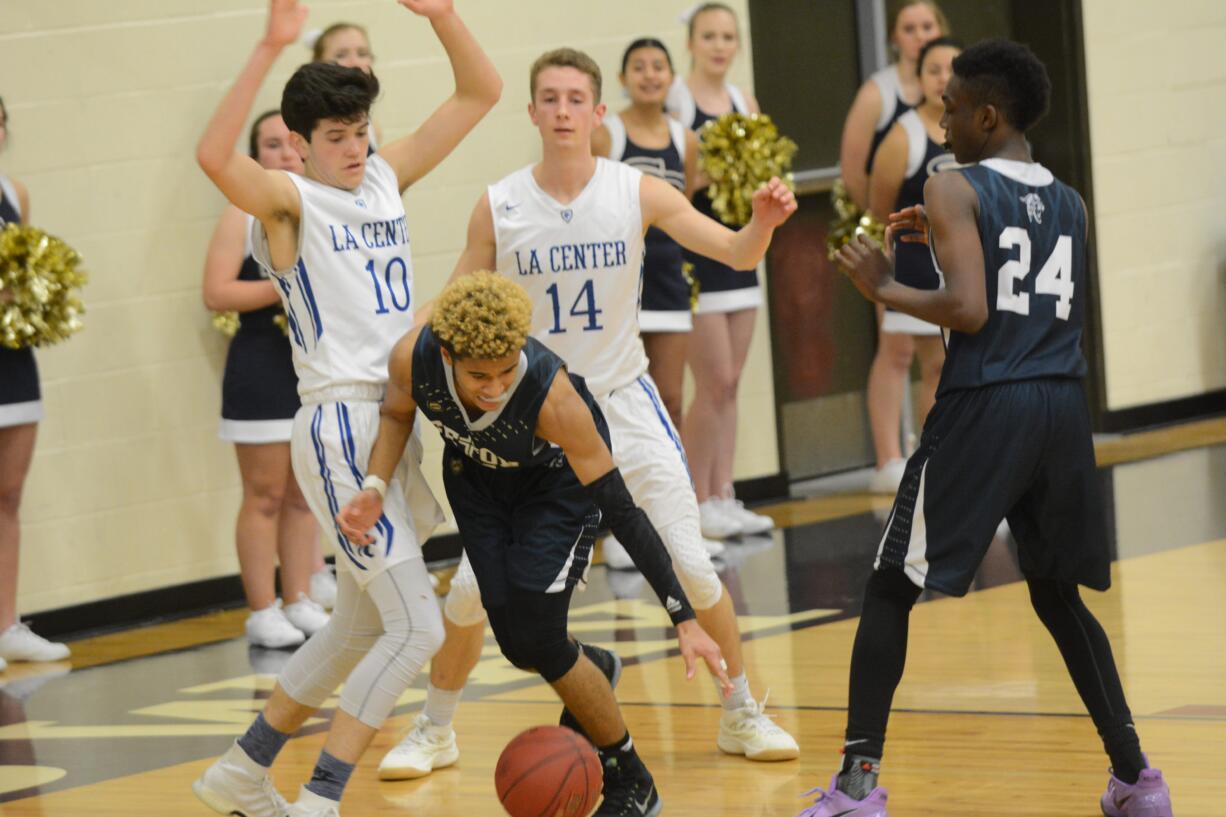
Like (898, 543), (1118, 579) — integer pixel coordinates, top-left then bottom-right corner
(529, 48), (602, 103)
(431, 271), (533, 360)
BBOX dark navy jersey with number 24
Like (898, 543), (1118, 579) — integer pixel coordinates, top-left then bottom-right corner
(935, 158), (1089, 397)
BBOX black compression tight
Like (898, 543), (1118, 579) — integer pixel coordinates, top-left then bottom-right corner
(841, 570), (1145, 785)
(1027, 577), (1144, 783)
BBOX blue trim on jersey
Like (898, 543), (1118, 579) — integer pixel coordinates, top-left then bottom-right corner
(336, 402), (394, 557)
(636, 376), (692, 479)
(275, 277), (307, 350)
(295, 259), (325, 341)
(311, 406), (366, 570)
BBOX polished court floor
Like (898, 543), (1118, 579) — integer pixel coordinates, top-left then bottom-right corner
(2, 419), (1225, 816)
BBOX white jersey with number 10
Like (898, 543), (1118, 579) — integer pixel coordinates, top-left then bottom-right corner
(489, 158), (647, 397)
(252, 154), (415, 398)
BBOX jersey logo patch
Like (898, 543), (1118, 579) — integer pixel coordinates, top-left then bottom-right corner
(354, 198), (367, 208)
(1020, 193), (1044, 224)
(560, 208), (574, 223)
(504, 202), (520, 213)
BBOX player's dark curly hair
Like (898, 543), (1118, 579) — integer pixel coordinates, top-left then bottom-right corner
(952, 39), (1051, 132)
(281, 62), (379, 141)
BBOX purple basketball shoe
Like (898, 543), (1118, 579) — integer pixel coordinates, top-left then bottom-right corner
(1101, 763), (1173, 817)
(796, 775), (888, 817)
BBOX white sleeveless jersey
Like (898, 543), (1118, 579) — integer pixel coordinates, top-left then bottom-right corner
(489, 158), (647, 397)
(252, 154), (414, 398)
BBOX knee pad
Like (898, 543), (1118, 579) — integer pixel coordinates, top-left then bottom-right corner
(661, 516), (723, 610)
(443, 557), (488, 627)
(487, 611), (579, 683)
(866, 567), (922, 607)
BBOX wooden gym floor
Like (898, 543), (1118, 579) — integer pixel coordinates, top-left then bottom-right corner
(2, 417), (1225, 816)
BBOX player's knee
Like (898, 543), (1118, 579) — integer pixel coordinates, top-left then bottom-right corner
(662, 518), (723, 610)
(866, 567), (922, 607)
(443, 568), (488, 627)
(1026, 576), (1082, 627)
(487, 612), (577, 682)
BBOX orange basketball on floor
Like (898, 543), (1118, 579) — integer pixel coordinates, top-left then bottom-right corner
(495, 725), (603, 817)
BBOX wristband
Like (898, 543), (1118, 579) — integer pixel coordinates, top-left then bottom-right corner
(361, 474), (387, 499)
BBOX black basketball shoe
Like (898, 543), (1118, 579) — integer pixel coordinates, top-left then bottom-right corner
(593, 749), (661, 817)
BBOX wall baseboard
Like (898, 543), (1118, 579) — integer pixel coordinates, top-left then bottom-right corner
(31, 533), (462, 642)
(1100, 389), (1226, 433)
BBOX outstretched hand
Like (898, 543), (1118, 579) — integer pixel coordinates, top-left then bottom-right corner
(263, 0), (309, 49)
(676, 619), (733, 698)
(835, 234), (895, 304)
(336, 489), (383, 546)
(396, 0), (455, 19)
(750, 177), (798, 230)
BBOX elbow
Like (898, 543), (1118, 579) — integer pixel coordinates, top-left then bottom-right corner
(196, 144), (224, 178)
(201, 288), (225, 312)
(953, 302), (989, 334)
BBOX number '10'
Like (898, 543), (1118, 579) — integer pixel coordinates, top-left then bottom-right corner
(366, 257), (411, 314)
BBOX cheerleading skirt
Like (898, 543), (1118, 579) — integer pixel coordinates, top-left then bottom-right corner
(682, 189), (762, 314)
(219, 318), (300, 444)
(0, 347), (43, 429)
(639, 228), (692, 333)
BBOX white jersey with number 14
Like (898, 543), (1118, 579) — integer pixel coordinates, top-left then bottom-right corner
(489, 158), (647, 397)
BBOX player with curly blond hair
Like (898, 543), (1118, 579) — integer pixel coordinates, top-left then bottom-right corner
(337, 272), (730, 816)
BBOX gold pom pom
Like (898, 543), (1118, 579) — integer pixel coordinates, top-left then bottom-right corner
(211, 311), (240, 337)
(825, 180), (885, 260)
(0, 223), (87, 350)
(698, 112), (798, 227)
(211, 307), (291, 338)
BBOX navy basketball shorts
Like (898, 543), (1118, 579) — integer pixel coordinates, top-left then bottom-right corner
(442, 447), (601, 609)
(875, 378), (1111, 595)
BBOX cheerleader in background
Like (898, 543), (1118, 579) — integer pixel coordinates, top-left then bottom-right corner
(0, 95), (72, 670)
(837, 0), (948, 492)
(593, 38), (726, 564)
(202, 111), (329, 648)
(863, 37), (962, 493)
(666, 3), (773, 540)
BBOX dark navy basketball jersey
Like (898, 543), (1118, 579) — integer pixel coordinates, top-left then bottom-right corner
(412, 326), (590, 469)
(936, 159), (1088, 396)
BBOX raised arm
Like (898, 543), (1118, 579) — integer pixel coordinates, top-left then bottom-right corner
(839, 80), (884, 210)
(866, 123), (908, 224)
(202, 206), (281, 312)
(835, 171), (987, 333)
(415, 192), (497, 328)
(642, 173), (796, 271)
(535, 371), (730, 691)
(334, 329), (422, 544)
(195, 0), (303, 222)
(378, 0), (502, 192)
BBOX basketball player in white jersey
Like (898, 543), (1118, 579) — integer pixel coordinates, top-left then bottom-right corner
(191, 1), (500, 816)
(379, 48), (799, 782)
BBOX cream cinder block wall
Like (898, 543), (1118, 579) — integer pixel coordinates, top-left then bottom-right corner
(2, 0), (777, 615)
(1082, 1), (1226, 410)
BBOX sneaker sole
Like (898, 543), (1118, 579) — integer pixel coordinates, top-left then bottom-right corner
(377, 747), (459, 780)
(192, 778), (257, 817)
(716, 735), (800, 762)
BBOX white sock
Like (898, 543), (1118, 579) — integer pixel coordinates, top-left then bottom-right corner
(423, 683), (462, 728)
(719, 673), (753, 711)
